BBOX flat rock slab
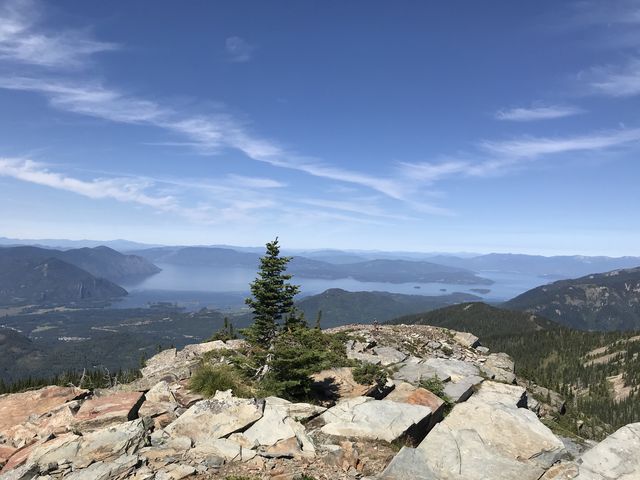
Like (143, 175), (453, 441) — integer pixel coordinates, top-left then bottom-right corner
(575, 422), (640, 479)
(480, 352), (516, 384)
(443, 375), (484, 403)
(411, 381), (565, 478)
(311, 367), (374, 400)
(453, 331), (480, 349)
(63, 453), (139, 480)
(472, 381), (527, 408)
(421, 358), (480, 382)
(0, 386), (86, 434)
(73, 391), (145, 431)
(379, 446), (439, 480)
(392, 363), (447, 385)
(164, 391), (264, 444)
(385, 382), (445, 412)
(74, 418), (150, 469)
(319, 396), (431, 443)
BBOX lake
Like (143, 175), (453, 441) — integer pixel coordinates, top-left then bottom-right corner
(116, 263), (553, 311)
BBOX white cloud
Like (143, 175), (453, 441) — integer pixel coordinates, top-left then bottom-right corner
(581, 58), (640, 97)
(495, 105), (584, 121)
(400, 126), (640, 185)
(0, 75), (414, 200)
(0, 157), (174, 209)
(0, 157), (290, 224)
(225, 36), (254, 62)
(481, 128), (640, 158)
(0, 0), (117, 68)
(226, 174), (286, 189)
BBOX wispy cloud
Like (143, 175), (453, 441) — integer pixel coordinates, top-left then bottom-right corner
(400, 126), (640, 184)
(481, 127), (640, 158)
(580, 58), (640, 97)
(495, 105), (584, 121)
(0, 0), (117, 68)
(0, 1), (435, 208)
(0, 157), (175, 209)
(0, 157), (289, 224)
(0, 75), (414, 200)
(225, 36), (254, 62)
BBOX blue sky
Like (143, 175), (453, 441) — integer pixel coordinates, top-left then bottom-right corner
(1, 0), (639, 255)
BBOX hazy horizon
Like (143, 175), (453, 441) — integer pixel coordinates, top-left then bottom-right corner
(3, 234), (640, 259)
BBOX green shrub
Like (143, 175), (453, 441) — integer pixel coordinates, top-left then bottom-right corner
(190, 364), (251, 398)
(419, 375), (446, 397)
(352, 362), (387, 387)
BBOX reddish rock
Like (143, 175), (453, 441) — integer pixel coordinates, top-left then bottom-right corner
(385, 381), (445, 430)
(73, 391), (145, 431)
(0, 445), (17, 467)
(0, 441), (38, 472)
(0, 386), (86, 436)
(171, 382), (204, 408)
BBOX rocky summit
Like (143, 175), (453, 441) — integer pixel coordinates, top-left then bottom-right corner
(0, 324), (638, 480)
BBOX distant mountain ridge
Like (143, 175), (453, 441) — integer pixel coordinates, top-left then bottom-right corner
(131, 246), (492, 285)
(387, 302), (558, 337)
(505, 267), (640, 331)
(0, 254), (127, 306)
(297, 288), (481, 327)
(0, 245), (160, 283)
(0, 246), (162, 307)
(427, 253), (640, 278)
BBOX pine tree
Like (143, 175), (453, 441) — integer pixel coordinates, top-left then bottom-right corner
(243, 238), (300, 349)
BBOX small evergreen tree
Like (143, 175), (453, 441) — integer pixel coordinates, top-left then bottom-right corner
(243, 238), (300, 348)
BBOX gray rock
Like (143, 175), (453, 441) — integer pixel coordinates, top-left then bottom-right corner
(188, 438), (242, 462)
(539, 462), (580, 479)
(319, 396), (432, 443)
(242, 397), (304, 447)
(378, 447), (438, 480)
(371, 346), (407, 365)
(401, 381), (566, 479)
(74, 418), (150, 469)
(476, 346), (490, 354)
(480, 353), (516, 384)
(453, 331), (480, 349)
(63, 454), (139, 480)
(139, 340), (245, 385)
(471, 381), (527, 408)
(443, 375), (484, 403)
(164, 390), (264, 444)
(392, 362), (448, 385)
(575, 422), (640, 479)
(418, 424), (546, 480)
(422, 357), (480, 381)
(155, 464), (197, 480)
(0, 463), (39, 480)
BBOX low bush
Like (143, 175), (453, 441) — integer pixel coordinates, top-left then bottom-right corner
(419, 375), (446, 397)
(352, 362), (387, 387)
(190, 364), (251, 398)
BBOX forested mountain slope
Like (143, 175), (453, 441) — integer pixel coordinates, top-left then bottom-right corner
(297, 288), (480, 327)
(389, 302), (640, 435)
(505, 267), (640, 330)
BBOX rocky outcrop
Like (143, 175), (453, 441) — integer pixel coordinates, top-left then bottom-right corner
(317, 396), (432, 443)
(381, 382), (566, 480)
(72, 391), (145, 432)
(0, 326), (639, 480)
(135, 339), (247, 388)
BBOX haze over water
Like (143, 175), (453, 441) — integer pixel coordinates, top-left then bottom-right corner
(118, 263), (551, 310)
